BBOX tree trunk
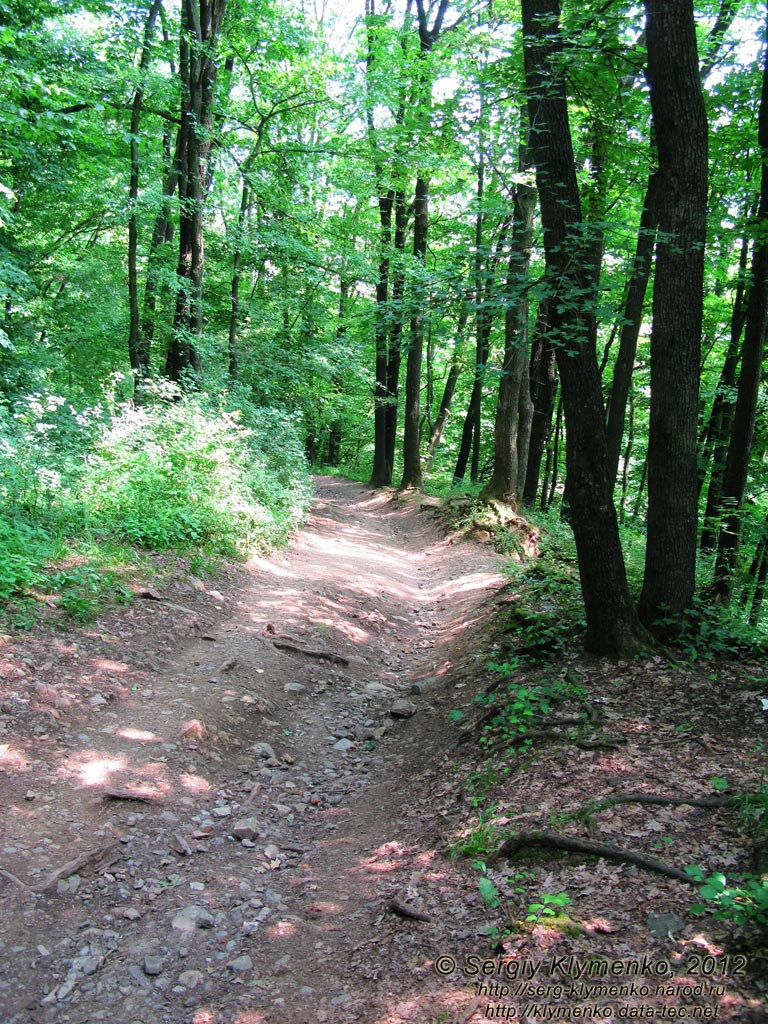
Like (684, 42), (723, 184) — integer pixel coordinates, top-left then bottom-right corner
(385, 191), (408, 479)
(712, 8), (768, 601)
(141, 123), (183, 360)
(604, 169), (661, 491)
(127, 0), (163, 384)
(166, 0), (226, 382)
(522, 299), (557, 505)
(400, 175), (429, 489)
(699, 230), (749, 549)
(425, 300), (468, 464)
(371, 189), (393, 487)
(522, 0), (648, 657)
(481, 163), (537, 506)
(453, 218), (511, 484)
(639, 0), (708, 632)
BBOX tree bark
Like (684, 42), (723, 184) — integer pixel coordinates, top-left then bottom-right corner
(712, 8), (768, 602)
(604, 169), (661, 491)
(639, 0), (708, 632)
(166, 0), (226, 382)
(481, 161), (536, 506)
(522, 299), (557, 505)
(522, 0), (648, 656)
(128, 0), (163, 384)
(699, 230), (749, 549)
(401, 175), (429, 489)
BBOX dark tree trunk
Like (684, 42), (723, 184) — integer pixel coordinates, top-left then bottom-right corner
(371, 189), (393, 487)
(385, 191), (408, 479)
(141, 124), (183, 359)
(522, 0), (648, 656)
(481, 164), (537, 506)
(453, 218), (511, 484)
(128, 0), (163, 384)
(604, 169), (661, 491)
(712, 9), (768, 602)
(166, 0), (226, 382)
(639, 0), (708, 632)
(748, 532), (768, 626)
(425, 301), (468, 464)
(522, 299), (556, 505)
(227, 178), (249, 379)
(401, 175), (429, 489)
(699, 231), (749, 549)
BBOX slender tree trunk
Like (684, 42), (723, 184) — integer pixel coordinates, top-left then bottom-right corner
(425, 301), (468, 464)
(128, 0), (163, 384)
(166, 0), (226, 382)
(371, 189), (393, 487)
(749, 533), (768, 626)
(141, 124), (183, 357)
(453, 218), (511, 484)
(400, 0), (450, 488)
(481, 160), (536, 506)
(385, 191), (407, 479)
(712, 8), (768, 601)
(699, 231), (749, 549)
(401, 175), (429, 489)
(228, 178), (250, 379)
(522, 299), (556, 505)
(522, 0), (648, 656)
(605, 169), (661, 490)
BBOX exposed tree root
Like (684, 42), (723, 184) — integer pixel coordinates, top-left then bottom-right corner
(496, 829), (696, 884)
(0, 841), (121, 894)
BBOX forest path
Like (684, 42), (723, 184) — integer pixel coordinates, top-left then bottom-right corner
(1, 476), (506, 1024)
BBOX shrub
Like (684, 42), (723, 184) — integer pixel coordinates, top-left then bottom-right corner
(78, 387), (312, 556)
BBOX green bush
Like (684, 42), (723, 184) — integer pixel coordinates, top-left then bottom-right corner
(78, 387), (312, 556)
(0, 382), (313, 624)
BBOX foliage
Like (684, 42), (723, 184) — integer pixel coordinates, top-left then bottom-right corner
(0, 381), (311, 625)
(477, 671), (587, 752)
(78, 386), (312, 555)
(525, 892), (572, 924)
(686, 865), (768, 930)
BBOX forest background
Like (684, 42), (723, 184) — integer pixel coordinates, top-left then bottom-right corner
(2, 0), (768, 660)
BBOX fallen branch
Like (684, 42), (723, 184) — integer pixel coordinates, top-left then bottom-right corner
(100, 787), (164, 804)
(587, 792), (736, 813)
(496, 830), (696, 884)
(0, 841), (121, 894)
(271, 640), (349, 666)
(389, 896), (433, 922)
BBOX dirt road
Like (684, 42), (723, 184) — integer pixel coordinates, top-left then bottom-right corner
(1, 477), (505, 1023)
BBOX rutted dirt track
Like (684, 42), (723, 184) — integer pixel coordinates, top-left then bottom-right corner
(0, 476), (507, 1023)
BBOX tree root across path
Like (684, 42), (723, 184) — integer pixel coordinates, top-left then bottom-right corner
(496, 830), (696, 883)
(495, 791), (752, 883)
(0, 841), (121, 894)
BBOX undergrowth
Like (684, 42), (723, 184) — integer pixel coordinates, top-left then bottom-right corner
(0, 380), (312, 626)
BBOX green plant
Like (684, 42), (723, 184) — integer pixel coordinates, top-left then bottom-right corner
(452, 805), (504, 859)
(526, 892), (572, 923)
(686, 866), (768, 929)
(736, 774), (768, 843)
(477, 671), (587, 752)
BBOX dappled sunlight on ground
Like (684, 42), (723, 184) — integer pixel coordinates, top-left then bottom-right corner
(116, 726), (163, 742)
(0, 743), (31, 771)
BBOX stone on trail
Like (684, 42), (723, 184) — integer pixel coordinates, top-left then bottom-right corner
(143, 955), (163, 976)
(227, 955), (253, 973)
(251, 741), (277, 760)
(171, 905), (215, 932)
(389, 699), (417, 719)
(232, 817), (263, 841)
